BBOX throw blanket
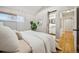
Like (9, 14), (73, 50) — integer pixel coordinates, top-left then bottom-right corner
(19, 30), (56, 53)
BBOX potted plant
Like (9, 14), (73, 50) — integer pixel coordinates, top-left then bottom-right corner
(30, 20), (39, 31)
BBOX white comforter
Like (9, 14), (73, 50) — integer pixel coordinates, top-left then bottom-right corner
(20, 30), (56, 53)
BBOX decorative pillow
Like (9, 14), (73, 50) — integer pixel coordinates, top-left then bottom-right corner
(16, 31), (23, 40)
(0, 26), (19, 52)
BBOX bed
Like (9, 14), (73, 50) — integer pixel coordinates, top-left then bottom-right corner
(0, 26), (60, 53)
(16, 30), (56, 53)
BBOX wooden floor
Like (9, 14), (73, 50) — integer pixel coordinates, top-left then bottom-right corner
(57, 31), (75, 53)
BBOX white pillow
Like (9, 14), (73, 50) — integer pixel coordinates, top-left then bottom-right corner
(0, 26), (19, 52)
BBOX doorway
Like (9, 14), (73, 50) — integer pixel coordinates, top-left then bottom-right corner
(60, 9), (76, 52)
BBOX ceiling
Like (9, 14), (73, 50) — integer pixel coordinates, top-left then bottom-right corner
(2, 6), (49, 15)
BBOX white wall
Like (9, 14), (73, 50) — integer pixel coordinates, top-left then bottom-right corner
(35, 10), (48, 33)
(0, 7), (34, 31)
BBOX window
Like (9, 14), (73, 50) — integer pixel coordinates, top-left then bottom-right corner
(17, 16), (24, 22)
(0, 12), (24, 22)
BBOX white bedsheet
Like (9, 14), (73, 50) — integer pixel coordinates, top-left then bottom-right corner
(20, 32), (46, 53)
(19, 30), (56, 53)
